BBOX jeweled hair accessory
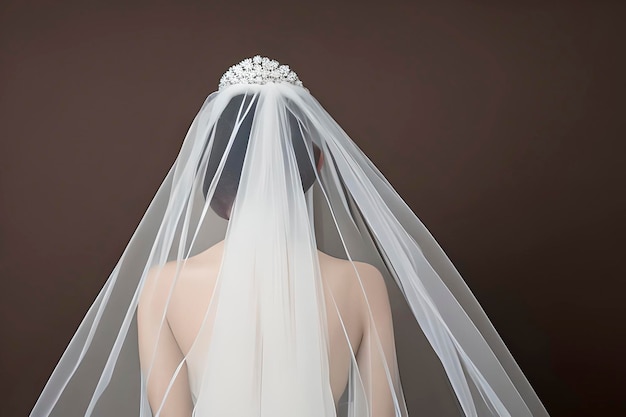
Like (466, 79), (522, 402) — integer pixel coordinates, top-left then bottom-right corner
(219, 55), (304, 90)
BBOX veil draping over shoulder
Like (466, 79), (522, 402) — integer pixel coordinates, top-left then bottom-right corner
(30, 57), (548, 417)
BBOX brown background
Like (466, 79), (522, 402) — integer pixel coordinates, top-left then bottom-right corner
(1, 0), (624, 416)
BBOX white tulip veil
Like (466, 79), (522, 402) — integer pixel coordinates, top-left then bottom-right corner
(30, 57), (548, 417)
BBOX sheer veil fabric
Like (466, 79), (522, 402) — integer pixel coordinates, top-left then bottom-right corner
(30, 59), (549, 417)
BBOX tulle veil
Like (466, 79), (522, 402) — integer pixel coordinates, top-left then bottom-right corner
(29, 59), (549, 417)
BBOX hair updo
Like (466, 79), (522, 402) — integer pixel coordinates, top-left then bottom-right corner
(202, 94), (321, 220)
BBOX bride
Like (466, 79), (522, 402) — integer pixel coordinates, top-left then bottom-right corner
(30, 56), (549, 417)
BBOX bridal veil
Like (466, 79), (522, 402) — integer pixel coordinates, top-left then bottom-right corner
(30, 56), (548, 417)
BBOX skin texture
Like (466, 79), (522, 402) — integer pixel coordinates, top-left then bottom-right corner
(137, 239), (399, 417)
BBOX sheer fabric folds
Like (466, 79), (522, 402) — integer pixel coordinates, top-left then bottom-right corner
(30, 83), (548, 417)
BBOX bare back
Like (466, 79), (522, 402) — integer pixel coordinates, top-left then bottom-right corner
(138, 239), (397, 416)
(164, 240), (364, 403)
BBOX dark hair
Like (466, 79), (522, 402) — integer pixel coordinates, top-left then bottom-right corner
(202, 94), (321, 219)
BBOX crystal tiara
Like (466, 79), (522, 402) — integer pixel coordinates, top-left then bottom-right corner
(218, 55), (304, 90)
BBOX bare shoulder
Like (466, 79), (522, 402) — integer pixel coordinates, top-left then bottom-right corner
(138, 261), (180, 311)
(350, 261), (391, 314)
(351, 261), (387, 291)
(140, 241), (224, 306)
(346, 261), (395, 350)
(317, 251), (389, 305)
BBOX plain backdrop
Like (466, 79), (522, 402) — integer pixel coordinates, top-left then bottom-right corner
(1, 1), (624, 416)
